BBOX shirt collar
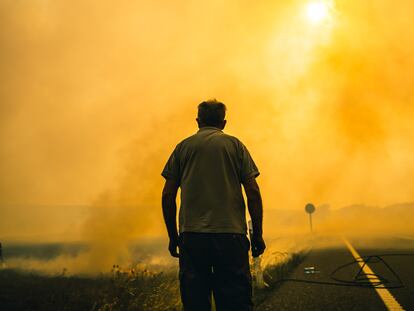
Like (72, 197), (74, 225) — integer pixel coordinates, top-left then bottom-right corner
(197, 126), (223, 133)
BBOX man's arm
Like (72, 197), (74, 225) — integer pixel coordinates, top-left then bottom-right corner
(162, 178), (180, 257)
(243, 176), (266, 257)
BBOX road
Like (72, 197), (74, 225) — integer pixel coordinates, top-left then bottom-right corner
(257, 235), (414, 311)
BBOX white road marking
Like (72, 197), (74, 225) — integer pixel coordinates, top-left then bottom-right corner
(342, 237), (405, 311)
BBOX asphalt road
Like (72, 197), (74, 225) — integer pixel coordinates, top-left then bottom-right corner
(256, 235), (414, 311)
(352, 236), (414, 311)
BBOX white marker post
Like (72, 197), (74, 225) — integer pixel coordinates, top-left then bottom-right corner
(305, 203), (316, 233)
(248, 220), (265, 288)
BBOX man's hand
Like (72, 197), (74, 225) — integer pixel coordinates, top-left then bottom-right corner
(251, 235), (266, 258)
(168, 237), (180, 258)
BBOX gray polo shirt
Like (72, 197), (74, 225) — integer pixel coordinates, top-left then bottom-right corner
(161, 126), (259, 234)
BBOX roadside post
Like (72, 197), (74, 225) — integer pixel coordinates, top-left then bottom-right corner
(305, 203), (316, 233)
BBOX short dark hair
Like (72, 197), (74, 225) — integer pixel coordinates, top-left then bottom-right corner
(197, 99), (226, 127)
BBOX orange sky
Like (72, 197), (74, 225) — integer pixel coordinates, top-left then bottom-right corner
(1, 0), (414, 241)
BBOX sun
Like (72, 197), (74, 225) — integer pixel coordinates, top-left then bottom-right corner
(306, 1), (329, 24)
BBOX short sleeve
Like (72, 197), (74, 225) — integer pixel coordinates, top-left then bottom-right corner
(161, 146), (181, 183)
(240, 143), (260, 182)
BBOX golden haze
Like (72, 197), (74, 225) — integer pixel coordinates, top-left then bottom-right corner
(1, 0), (414, 272)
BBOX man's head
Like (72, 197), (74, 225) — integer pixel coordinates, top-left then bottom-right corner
(197, 99), (227, 129)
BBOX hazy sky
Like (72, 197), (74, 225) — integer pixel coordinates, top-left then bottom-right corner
(1, 0), (414, 241)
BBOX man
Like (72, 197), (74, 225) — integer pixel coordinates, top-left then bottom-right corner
(161, 99), (265, 311)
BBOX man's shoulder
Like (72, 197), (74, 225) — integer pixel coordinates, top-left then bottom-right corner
(177, 133), (198, 147)
(172, 134), (197, 154)
(221, 132), (242, 143)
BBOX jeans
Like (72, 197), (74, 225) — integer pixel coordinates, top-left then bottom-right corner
(179, 232), (253, 311)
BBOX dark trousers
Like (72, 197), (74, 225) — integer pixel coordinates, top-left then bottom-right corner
(179, 232), (253, 311)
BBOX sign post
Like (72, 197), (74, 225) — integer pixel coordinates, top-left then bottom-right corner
(305, 203), (316, 233)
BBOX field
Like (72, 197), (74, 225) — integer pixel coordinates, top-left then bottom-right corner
(0, 268), (180, 311)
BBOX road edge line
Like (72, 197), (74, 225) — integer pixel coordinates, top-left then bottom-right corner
(342, 236), (405, 311)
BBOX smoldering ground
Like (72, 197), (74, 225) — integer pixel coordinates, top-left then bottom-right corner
(1, 0), (414, 274)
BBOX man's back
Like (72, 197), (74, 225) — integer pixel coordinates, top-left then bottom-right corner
(161, 99), (265, 311)
(162, 126), (259, 234)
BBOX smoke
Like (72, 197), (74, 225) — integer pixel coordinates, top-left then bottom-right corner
(1, 0), (414, 273)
